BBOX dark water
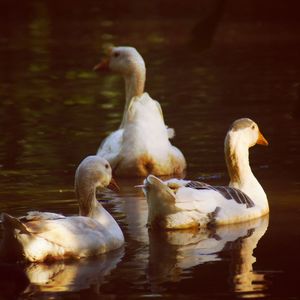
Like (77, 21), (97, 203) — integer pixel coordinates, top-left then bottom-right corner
(0, 0), (300, 299)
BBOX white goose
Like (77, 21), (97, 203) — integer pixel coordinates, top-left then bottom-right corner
(0, 156), (124, 262)
(94, 46), (186, 177)
(142, 118), (269, 229)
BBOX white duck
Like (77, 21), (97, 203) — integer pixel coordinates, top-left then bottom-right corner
(142, 118), (269, 229)
(94, 46), (186, 177)
(0, 156), (124, 262)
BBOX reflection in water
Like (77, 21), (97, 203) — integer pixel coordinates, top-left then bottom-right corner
(225, 217), (269, 297)
(114, 178), (149, 244)
(0, 263), (29, 299)
(24, 247), (124, 295)
(1, 0), (300, 298)
(148, 216), (269, 296)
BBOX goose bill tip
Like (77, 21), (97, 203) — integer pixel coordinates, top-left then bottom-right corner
(257, 131), (269, 146)
(107, 178), (120, 192)
(93, 58), (109, 71)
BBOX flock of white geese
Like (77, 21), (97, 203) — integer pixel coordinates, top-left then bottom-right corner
(1, 46), (269, 262)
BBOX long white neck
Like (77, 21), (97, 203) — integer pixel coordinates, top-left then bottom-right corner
(225, 141), (252, 188)
(76, 184), (123, 236)
(225, 135), (268, 210)
(120, 65), (145, 128)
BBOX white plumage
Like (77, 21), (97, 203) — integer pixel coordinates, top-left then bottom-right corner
(94, 46), (186, 176)
(0, 156), (124, 262)
(143, 118), (269, 229)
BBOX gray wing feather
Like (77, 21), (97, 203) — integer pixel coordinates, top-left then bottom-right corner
(185, 181), (254, 208)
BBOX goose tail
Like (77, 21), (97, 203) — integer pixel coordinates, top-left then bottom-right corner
(1, 213), (29, 234)
(167, 127), (175, 139)
(143, 175), (177, 227)
(0, 213), (30, 261)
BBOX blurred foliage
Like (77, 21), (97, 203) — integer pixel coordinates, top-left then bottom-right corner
(0, 0), (299, 201)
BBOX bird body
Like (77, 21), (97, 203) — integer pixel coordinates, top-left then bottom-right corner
(98, 92), (185, 176)
(1, 156), (124, 262)
(143, 118), (269, 229)
(95, 46), (186, 176)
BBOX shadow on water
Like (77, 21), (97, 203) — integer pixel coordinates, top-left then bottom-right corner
(0, 216), (269, 299)
(0, 247), (124, 299)
(147, 216), (269, 298)
(0, 263), (29, 299)
(23, 247), (124, 297)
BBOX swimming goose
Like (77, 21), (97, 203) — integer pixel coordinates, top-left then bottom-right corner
(0, 156), (124, 262)
(142, 118), (269, 229)
(94, 46), (186, 177)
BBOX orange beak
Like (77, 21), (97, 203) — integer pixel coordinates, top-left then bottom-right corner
(107, 177), (120, 192)
(257, 131), (269, 146)
(93, 58), (110, 71)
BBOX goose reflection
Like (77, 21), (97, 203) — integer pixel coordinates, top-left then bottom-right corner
(148, 216), (269, 295)
(228, 217), (269, 295)
(24, 247), (124, 294)
(110, 177), (150, 243)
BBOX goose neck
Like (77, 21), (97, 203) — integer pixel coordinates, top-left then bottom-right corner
(225, 138), (254, 189)
(76, 183), (123, 237)
(76, 184), (102, 219)
(224, 132), (268, 211)
(120, 68), (145, 128)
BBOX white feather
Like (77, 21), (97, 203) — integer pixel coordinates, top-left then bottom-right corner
(143, 118), (269, 229)
(96, 46), (186, 176)
(0, 156), (124, 262)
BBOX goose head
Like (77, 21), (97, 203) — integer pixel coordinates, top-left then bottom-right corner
(94, 46), (146, 128)
(94, 46), (145, 78)
(225, 118), (268, 151)
(75, 156), (119, 216)
(225, 118), (268, 191)
(75, 156), (118, 191)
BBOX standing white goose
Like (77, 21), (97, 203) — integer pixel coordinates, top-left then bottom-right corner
(0, 156), (124, 262)
(142, 118), (269, 229)
(94, 46), (186, 177)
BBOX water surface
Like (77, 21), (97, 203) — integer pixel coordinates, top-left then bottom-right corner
(0, 1), (300, 299)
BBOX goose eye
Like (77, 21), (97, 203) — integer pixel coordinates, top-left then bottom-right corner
(113, 52), (120, 58)
(251, 124), (255, 130)
(105, 164), (109, 169)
